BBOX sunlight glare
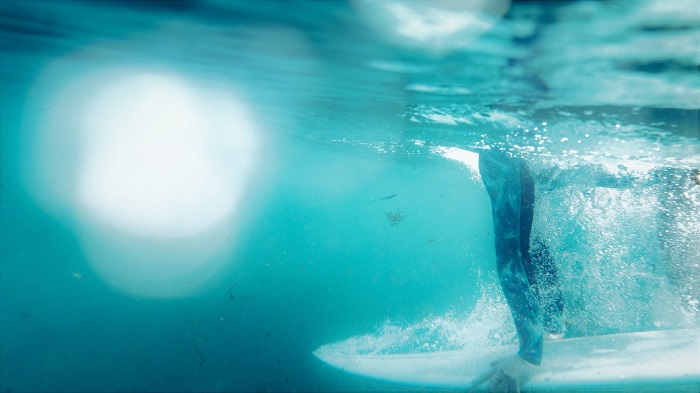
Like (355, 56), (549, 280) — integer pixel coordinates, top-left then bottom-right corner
(77, 73), (246, 239)
(26, 67), (261, 298)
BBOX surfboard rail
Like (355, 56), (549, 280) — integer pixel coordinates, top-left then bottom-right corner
(314, 328), (700, 391)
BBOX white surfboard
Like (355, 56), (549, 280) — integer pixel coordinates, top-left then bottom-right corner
(314, 329), (700, 391)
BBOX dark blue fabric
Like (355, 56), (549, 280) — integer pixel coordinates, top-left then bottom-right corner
(531, 237), (564, 334)
(478, 149), (546, 365)
(518, 160), (564, 335)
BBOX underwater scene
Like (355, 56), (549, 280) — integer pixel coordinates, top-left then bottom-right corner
(0, 0), (698, 391)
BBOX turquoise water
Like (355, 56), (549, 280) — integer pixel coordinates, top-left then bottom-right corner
(1, 0), (698, 391)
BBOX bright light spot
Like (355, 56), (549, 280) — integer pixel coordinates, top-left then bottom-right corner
(77, 73), (255, 239)
(353, 0), (511, 52)
(79, 141), (234, 238)
(385, 3), (485, 42)
(25, 68), (261, 298)
(433, 146), (481, 181)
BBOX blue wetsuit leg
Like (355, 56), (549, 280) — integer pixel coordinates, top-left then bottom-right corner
(519, 160), (564, 335)
(478, 150), (543, 365)
(518, 159), (538, 293)
(531, 237), (564, 334)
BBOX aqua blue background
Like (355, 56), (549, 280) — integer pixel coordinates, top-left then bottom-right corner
(1, 1), (698, 391)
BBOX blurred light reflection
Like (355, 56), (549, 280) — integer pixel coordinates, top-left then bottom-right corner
(353, 0), (511, 52)
(26, 65), (261, 298)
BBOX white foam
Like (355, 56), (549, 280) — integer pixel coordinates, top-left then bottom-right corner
(317, 282), (515, 356)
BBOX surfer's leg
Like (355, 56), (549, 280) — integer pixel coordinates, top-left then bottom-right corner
(479, 150), (543, 365)
(531, 237), (564, 336)
(518, 159), (539, 298)
(519, 160), (565, 337)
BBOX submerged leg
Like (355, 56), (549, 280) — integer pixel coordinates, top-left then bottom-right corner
(531, 238), (565, 335)
(518, 158), (539, 298)
(478, 150), (543, 365)
(519, 159), (565, 336)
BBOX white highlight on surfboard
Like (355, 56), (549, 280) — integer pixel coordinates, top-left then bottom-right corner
(315, 328), (700, 390)
(315, 281), (700, 390)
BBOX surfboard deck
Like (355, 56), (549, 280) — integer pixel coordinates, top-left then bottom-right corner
(314, 329), (700, 391)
